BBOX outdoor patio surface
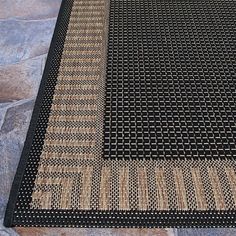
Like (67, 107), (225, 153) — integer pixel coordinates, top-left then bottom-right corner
(0, 0), (236, 235)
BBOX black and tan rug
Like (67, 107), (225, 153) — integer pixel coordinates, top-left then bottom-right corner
(4, 0), (236, 227)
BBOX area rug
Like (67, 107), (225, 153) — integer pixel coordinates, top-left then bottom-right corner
(4, 0), (236, 227)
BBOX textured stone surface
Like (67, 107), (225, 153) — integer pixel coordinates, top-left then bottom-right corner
(0, 0), (61, 20)
(15, 228), (175, 236)
(177, 229), (236, 236)
(0, 54), (47, 102)
(0, 99), (35, 216)
(0, 19), (56, 66)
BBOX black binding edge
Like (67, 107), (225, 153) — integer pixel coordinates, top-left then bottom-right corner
(6, 209), (236, 227)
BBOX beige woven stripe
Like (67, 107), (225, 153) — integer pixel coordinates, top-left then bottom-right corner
(68, 28), (103, 34)
(72, 11), (104, 15)
(41, 152), (95, 160)
(47, 127), (96, 134)
(77, 1), (105, 5)
(38, 166), (82, 173)
(53, 95), (98, 100)
(51, 104), (98, 111)
(34, 191), (52, 209)
(70, 22), (104, 27)
(45, 139), (96, 148)
(31, 190), (51, 209)
(68, 27), (103, 32)
(155, 168), (169, 210)
(59, 66), (100, 72)
(32, 178), (71, 209)
(61, 58), (101, 63)
(173, 168), (188, 210)
(48, 115), (97, 122)
(53, 85), (98, 90)
(60, 178), (73, 209)
(99, 167), (111, 210)
(191, 168), (207, 210)
(68, 20), (104, 26)
(208, 168), (226, 210)
(79, 167), (93, 209)
(66, 43), (102, 47)
(60, 49), (101, 57)
(56, 75), (100, 81)
(225, 168), (236, 205)
(119, 167), (130, 210)
(137, 167), (149, 210)
(32, 174), (74, 208)
(73, 6), (104, 10)
(73, 19), (103, 23)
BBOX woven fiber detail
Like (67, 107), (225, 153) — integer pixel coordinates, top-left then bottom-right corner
(30, 0), (236, 212)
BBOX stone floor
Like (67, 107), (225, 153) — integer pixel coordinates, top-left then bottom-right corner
(0, 0), (236, 235)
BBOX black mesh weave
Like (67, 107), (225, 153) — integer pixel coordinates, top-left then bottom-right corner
(104, 0), (236, 160)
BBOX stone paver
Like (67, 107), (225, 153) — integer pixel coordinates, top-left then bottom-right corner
(15, 228), (176, 236)
(0, 54), (47, 102)
(0, 219), (18, 236)
(0, 99), (35, 216)
(0, 0), (61, 20)
(177, 229), (236, 236)
(0, 19), (56, 66)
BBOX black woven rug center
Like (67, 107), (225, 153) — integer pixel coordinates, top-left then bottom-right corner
(104, 0), (236, 160)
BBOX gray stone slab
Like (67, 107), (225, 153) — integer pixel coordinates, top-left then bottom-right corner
(0, 54), (47, 102)
(15, 228), (175, 236)
(0, 0), (61, 20)
(0, 99), (35, 235)
(177, 229), (236, 236)
(0, 19), (56, 66)
(0, 99), (35, 216)
(0, 219), (18, 236)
